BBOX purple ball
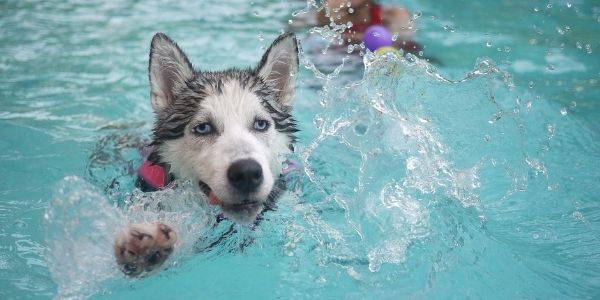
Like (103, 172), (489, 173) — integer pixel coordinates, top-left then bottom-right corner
(363, 25), (393, 52)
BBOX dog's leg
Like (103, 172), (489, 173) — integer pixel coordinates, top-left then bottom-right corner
(113, 222), (177, 276)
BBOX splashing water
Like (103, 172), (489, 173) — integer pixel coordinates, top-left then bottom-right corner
(292, 50), (528, 278)
(45, 177), (125, 299)
(45, 177), (214, 298)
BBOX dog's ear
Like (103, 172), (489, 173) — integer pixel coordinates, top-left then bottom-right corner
(257, 33), (299, 111)
(149, 33), (194, 111)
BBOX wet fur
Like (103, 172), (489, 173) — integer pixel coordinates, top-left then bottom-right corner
(114, 32), (299, 275)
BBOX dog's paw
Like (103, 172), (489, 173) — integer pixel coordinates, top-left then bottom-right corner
(113, 222), (177, 276)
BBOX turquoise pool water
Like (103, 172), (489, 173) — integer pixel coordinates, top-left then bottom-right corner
(1, 0), (599, 299)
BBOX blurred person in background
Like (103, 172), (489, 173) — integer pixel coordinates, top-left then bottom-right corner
(317, 0), (421, 53)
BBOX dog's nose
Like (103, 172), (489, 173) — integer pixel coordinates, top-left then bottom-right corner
(227, 159), (263, 193)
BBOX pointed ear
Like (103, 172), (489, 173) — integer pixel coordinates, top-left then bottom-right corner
(148, 33), (194, 111)
(256, 33), (299, 111)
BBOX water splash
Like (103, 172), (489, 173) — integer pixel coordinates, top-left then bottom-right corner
(45, 177), (125, 299)
(293, 46), (547, 275)
(44, 177), (212, 299)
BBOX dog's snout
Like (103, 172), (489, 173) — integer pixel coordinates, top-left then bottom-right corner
(227, 159), (263, 193)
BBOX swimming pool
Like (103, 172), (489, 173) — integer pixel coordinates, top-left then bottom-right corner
(1, 0), (599, 299)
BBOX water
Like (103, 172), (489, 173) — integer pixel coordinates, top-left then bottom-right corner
(1, 0), (599, 299)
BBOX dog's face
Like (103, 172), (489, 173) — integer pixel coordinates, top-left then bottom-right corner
(148, 33), (298, 224)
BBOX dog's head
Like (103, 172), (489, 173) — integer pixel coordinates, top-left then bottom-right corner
(148, 32), (298, 224)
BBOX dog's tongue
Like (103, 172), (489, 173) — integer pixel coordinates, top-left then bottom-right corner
(208, 192), (221, 206)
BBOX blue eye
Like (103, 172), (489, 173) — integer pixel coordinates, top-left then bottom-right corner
(253, 119), (269, 132)
(193, 123), (212, 135)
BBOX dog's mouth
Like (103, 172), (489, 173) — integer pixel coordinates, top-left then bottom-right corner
(198, 181), (221, 206)
(198, 181), (262, 220)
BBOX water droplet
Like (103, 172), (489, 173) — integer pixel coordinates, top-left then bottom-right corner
(253, 10), (259, 17)
(528, 81), (535, 88)
(547, 123), (556, 138)
(288, 19), (293, 24)
(547, 3), (553, 8)
(484, 135), (491, 142)
(534, 7), (539, 12)
(576, 41), (583, 49)
(258, 32), (264, 41)
(314, 117), (324, 128)
(560, 107), (567, 116)
(348, 8), (354, 13)
(490, 111), (503, 123)
(346, 266), (361, 280)
(413, 11), (422, 19)
(504, 46), (511, 52)
(546, 64), (555, 71)
(486, 41), (492, 47)
(569, 101), (577, 109)
(418, 50), (424, 56)
(585, 44), (592, 54)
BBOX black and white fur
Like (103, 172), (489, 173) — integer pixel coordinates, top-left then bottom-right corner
(114, 32), (299, 276)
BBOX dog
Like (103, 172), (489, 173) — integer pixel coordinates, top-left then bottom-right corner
(113, 32), (299, 276)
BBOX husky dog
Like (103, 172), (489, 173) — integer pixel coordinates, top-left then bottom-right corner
(113, 32), (299, 276)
